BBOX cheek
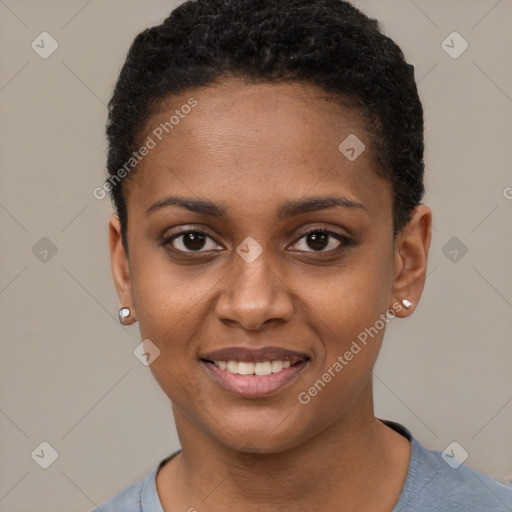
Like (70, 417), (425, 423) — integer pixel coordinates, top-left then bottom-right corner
(301, 256), (393, 341)
(297, 253), (393, 407)
(129, 252), (221, 403)
(130, 247), (216, 342)
(295, 272), (388, 424)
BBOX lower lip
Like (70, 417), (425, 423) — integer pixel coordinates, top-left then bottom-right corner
(201, 360), (309, 398)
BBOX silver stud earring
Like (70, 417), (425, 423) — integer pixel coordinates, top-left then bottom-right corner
(402, 299), (412, 309)
(118, 307), (131, 325)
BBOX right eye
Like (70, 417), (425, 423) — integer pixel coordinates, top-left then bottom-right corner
(163, 229), (224, 254)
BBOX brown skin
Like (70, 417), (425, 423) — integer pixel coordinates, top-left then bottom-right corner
(109, 79), (432, 511)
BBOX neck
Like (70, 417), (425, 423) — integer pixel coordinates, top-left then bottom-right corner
(157, 382), (410, 511)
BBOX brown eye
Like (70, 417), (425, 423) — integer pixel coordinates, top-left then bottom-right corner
(290, 230), (351, 253)
(164, 230), (222, 253)
(305, 231), (330, 251)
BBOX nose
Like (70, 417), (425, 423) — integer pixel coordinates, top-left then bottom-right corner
(215, 249), (294, 331)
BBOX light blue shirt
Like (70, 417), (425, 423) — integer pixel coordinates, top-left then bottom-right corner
(91, 421), (512, 511)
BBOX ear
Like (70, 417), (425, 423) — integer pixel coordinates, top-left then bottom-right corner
(390, 205), (432, 317)
(109, 214), (137, 324)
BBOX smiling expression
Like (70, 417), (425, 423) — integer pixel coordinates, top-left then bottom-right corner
(110, 78), (417, 452)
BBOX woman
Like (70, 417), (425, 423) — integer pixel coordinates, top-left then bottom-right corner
(93, 0), (512, 510)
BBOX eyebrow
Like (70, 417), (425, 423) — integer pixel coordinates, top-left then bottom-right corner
(276, 195), (366, 220)
(145, 194), (366, 219)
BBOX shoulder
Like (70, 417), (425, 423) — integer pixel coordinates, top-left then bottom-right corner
(89, 478), (144, 512)
(88, 450), (181, 512)
(389, 421), (512, 512)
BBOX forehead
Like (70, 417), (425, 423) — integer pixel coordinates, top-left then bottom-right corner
(127, 79), (390, 219)
(146, 78), (369, 152)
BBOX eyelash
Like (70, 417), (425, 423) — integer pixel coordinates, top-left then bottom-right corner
(162, 228), (354, 257)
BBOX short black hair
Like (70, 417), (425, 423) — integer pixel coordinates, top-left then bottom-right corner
(106, 0), (425, 252)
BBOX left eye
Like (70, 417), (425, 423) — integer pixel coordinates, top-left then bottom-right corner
(290, 230), (347, 252)
(165, 231), (222, 252)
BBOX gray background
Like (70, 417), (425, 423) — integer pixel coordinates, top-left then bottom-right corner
(0, 1), (511, 511)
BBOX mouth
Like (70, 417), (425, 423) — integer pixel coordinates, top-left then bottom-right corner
(199, 346), (311, 398)
(201, 358), (304, 375)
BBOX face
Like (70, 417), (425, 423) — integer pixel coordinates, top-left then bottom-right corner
(109, 79), (431, 453)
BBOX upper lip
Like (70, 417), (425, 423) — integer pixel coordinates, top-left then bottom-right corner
(200, 346), (310, 363)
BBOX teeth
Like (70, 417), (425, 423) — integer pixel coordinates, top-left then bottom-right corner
(212, 359), (298, 375)
(237, 362), (255, 375)
(270, 360), (283, 373)
(226, 360), (239, 373)
(255, 361), (271, 375)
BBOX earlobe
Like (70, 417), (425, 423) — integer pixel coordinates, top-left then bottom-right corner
(401, 299), (413, 310)
(108, 214), (137, 324)
(390, 205), (432, 317)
